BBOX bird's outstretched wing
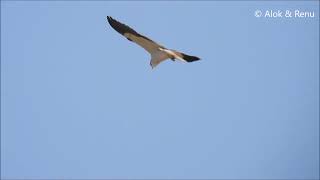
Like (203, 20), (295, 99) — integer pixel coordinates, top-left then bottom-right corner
(173, 50), (201, 62)
(159, 48), (201, 62)
(107, 16), (164, 54)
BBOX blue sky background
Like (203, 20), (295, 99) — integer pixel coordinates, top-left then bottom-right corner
(1, 1), (319, 179)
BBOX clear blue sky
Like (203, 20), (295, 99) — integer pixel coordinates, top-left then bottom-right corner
(1, 1), (319, 179)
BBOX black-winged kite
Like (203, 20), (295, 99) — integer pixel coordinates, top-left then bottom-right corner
(107, 16), (200, 69)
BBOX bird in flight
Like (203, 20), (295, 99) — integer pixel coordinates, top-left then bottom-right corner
(107, 16), (200, 69)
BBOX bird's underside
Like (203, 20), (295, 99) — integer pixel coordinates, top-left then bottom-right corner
(107, 16), (200, 69)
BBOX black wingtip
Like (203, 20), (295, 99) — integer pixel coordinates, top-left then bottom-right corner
(107, 16), (112, 22)
(107, 16), (116, 24)
(181, 53), (201, 62)
(107, 16), (125, 35)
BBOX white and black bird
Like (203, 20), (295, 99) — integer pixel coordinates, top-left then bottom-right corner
(107, 16), (200, 69)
